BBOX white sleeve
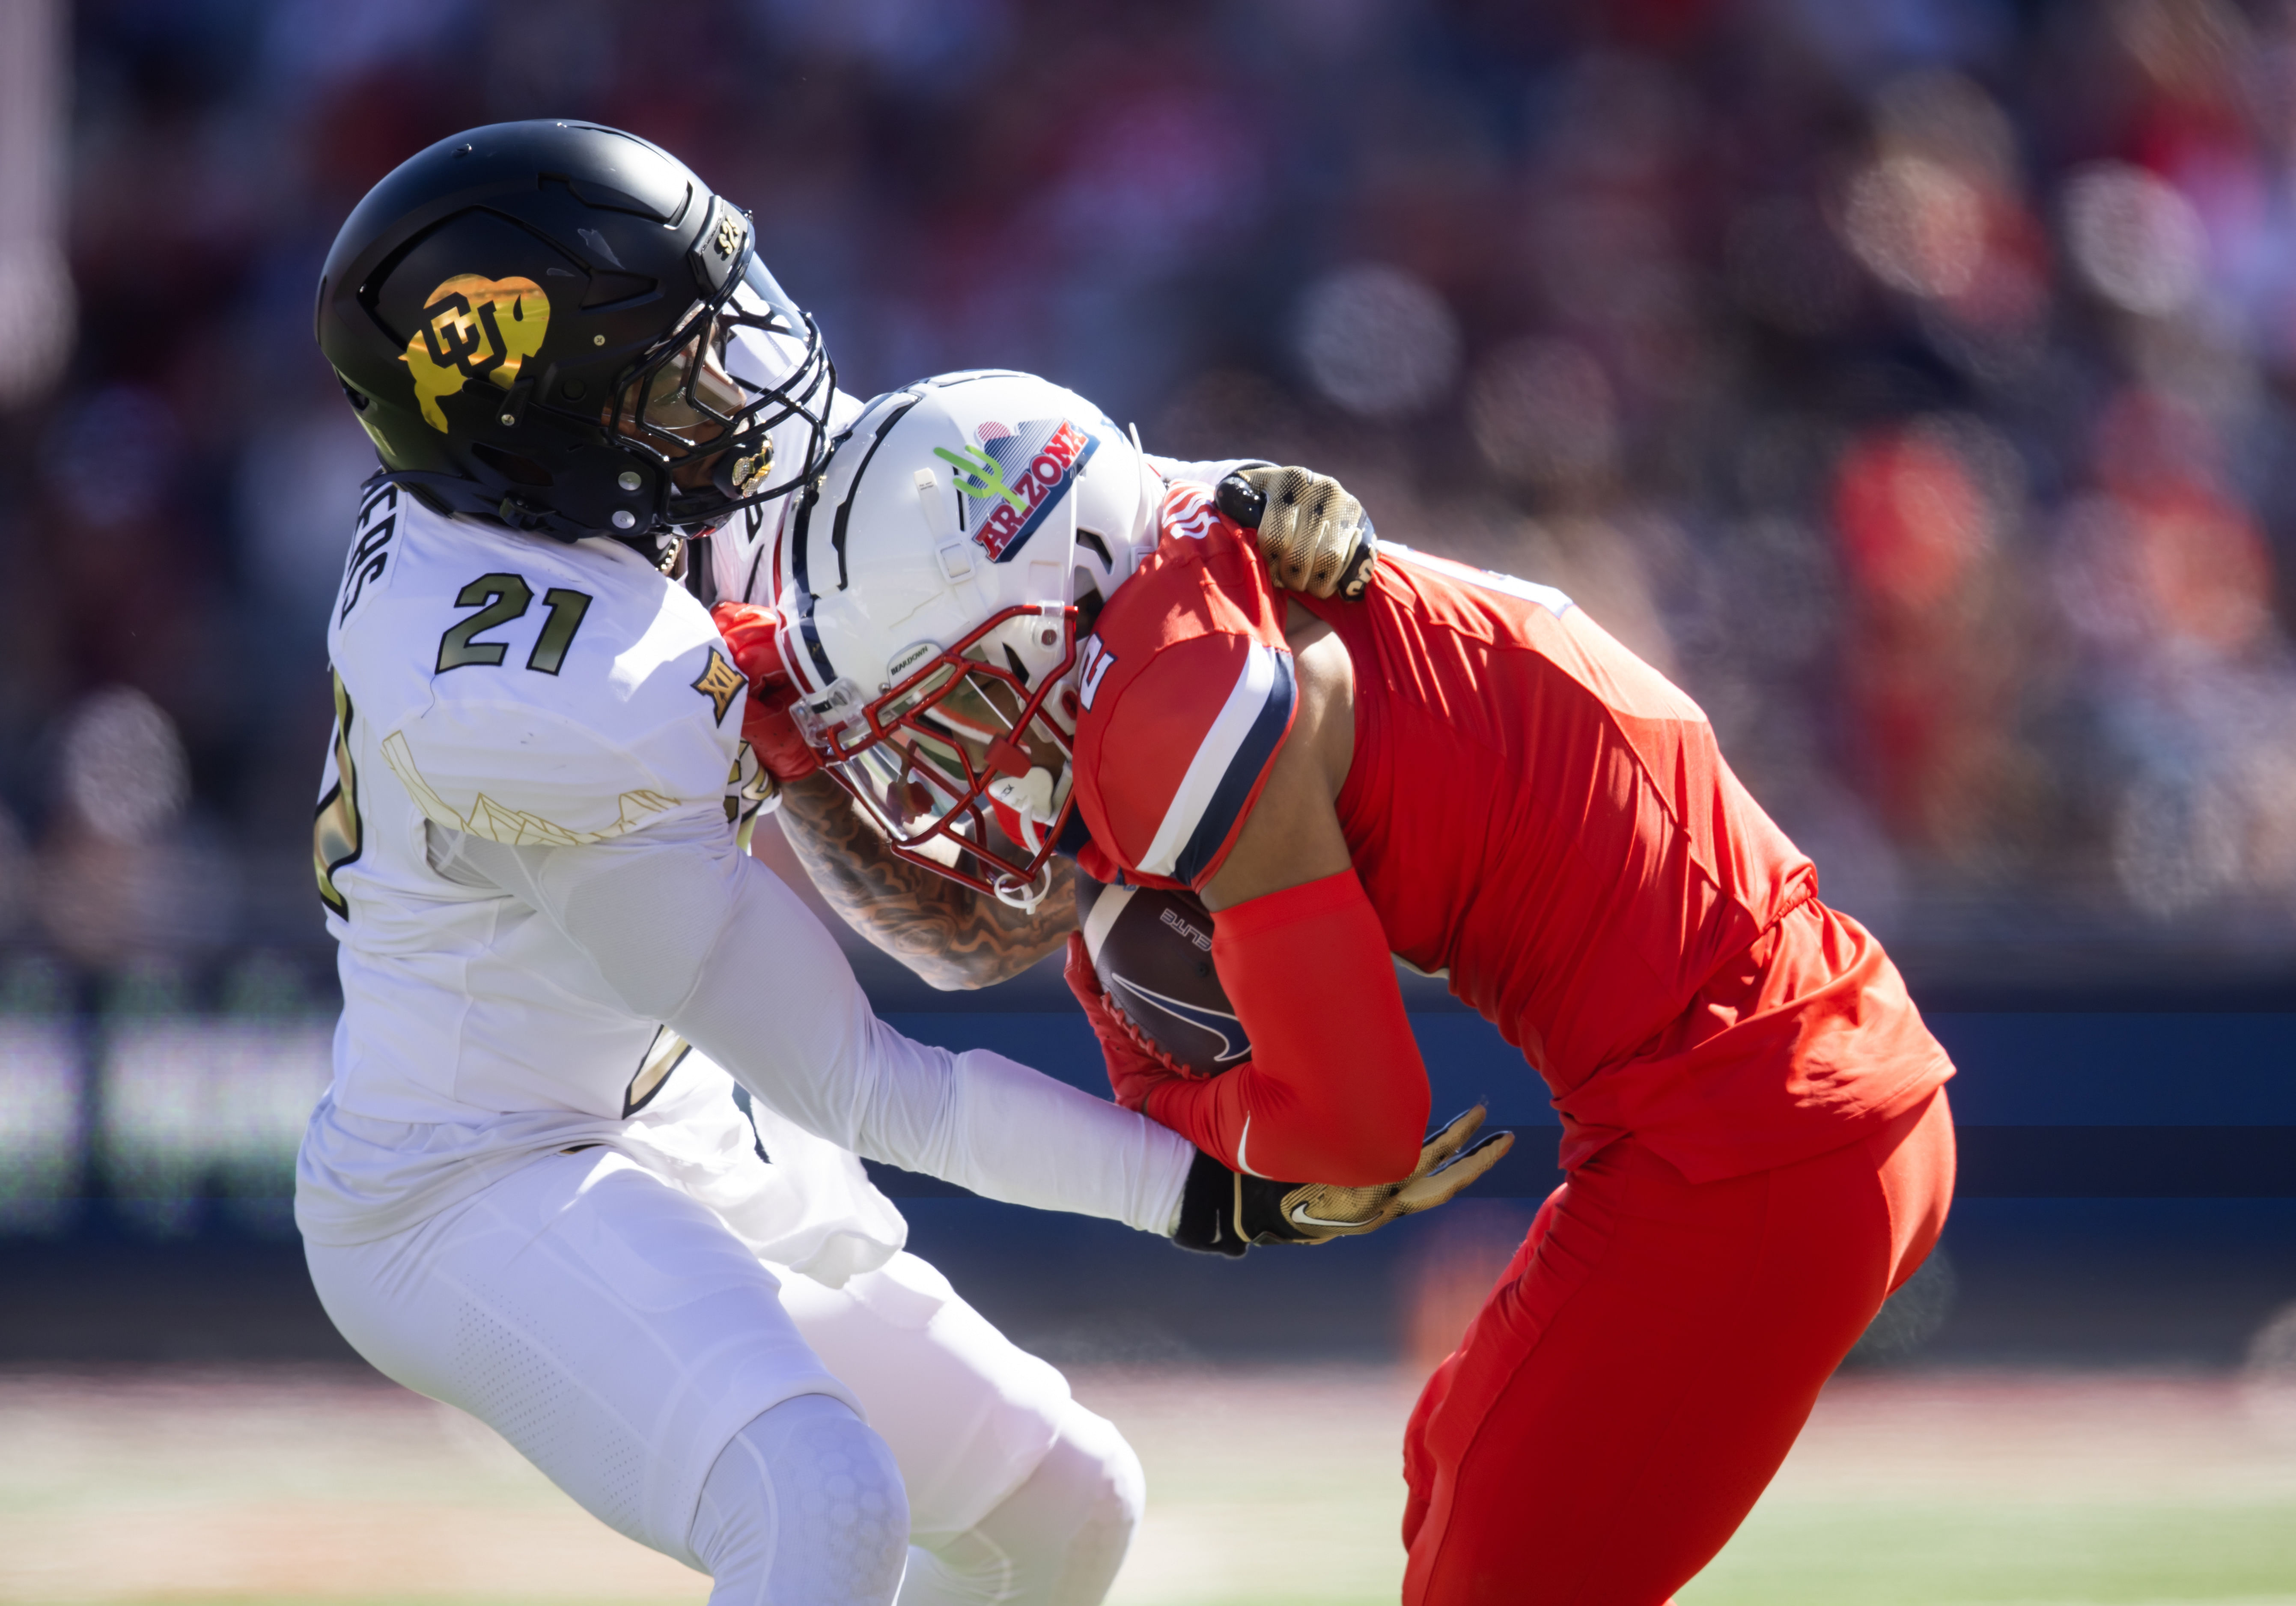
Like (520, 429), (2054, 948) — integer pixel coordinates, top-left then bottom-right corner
(447, 811), (1191, 1234)
(1144, 454), (1271, 489)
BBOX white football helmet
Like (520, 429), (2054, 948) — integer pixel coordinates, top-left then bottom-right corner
(774, 370), (1160, 906)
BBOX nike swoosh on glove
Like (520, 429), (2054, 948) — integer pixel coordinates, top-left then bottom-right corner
(1171, 1106), (1515, 1257)
(711, 602), (822, 788)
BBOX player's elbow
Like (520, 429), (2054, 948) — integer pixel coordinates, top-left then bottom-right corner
(1281, 1132), (1418, 1189)
(1332, 1068), (1430, 1184)
(1274, 1098), (1428, 1187)
(1348, 1123), (1429, 1187)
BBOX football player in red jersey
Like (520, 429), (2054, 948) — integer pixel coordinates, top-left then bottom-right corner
(724, 371), (1957, 1606)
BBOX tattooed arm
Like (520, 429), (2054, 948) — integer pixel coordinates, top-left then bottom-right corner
(774, 772), (1078, 990)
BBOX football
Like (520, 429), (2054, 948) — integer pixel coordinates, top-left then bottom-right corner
(1075, 875), (1251, 1076)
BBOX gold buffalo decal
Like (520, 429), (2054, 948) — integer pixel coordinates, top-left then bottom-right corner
(402, 275), (551, 432)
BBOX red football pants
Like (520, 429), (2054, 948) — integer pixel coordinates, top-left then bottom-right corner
(1402, 1089), (1955, 1606)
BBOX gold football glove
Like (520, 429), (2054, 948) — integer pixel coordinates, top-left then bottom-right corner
(1173, 1106), (1515, 1255)
(1215, 466), (1379, 600)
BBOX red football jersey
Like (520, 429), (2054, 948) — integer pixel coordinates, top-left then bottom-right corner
(1073, 484), (1953, 1183)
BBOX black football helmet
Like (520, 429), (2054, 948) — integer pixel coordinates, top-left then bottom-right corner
(316, 120), (835, 550)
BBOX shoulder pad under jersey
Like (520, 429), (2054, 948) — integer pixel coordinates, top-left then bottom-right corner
(1070, 484), (1296, 890)
(328, 485), (745, 846)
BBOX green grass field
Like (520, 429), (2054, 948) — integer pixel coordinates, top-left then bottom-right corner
(1, 1367), (2291, 1604)
(1681, 1375), (2296, 1606)
(1689, 1503), (2296, 1605)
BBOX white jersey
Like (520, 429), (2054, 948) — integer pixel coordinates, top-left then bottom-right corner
(298, 473), (1191, 1271)
(299, 483), (838, 1250)
(316, 483), (753, 1117)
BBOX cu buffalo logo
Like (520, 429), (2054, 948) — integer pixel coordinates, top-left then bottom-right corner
(402, 274), (551, 432)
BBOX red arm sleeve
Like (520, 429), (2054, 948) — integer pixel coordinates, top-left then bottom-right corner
(1144, 870), (1430, 1185)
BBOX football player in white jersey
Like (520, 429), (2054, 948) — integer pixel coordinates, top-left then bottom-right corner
(301, 121), (1480, 1606)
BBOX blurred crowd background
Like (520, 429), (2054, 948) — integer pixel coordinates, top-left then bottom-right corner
(2, 0), (2295, 1252)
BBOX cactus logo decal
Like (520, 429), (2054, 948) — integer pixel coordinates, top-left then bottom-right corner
(936, 417), (1098, 563)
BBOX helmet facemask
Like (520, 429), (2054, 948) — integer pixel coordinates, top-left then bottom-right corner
(797, 603), (1082, 909)
(779, 370), (1164, 906)
(610, 253), (836, 535)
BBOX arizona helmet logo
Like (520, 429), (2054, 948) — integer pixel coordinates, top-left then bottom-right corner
(402, 274), (551, 432)
(934, 416), (1098, 563)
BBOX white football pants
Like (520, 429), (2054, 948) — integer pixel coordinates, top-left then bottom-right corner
(305, 1147), (1142, 1604)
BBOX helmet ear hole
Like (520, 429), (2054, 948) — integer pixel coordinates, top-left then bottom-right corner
(1076, 528), (1112, 568)
(1072, 580), (1105, 634)
(581, 271), (658, 309)
(470, 442), (553, 486)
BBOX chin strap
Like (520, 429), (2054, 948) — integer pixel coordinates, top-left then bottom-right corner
(992, 863), (1055, 911)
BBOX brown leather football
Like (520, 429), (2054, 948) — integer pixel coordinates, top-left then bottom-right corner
(1074, 874), (1251, 1076)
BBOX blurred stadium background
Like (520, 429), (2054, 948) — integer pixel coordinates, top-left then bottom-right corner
(1, 0), (2294, 1600)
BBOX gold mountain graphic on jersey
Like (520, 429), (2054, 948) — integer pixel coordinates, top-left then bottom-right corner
(402, 274), (551, 432)
(380, 732), (676, 847)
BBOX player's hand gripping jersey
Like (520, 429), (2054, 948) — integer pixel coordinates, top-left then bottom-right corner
(302, 480), (1188, 1262)
(1072, 483), (1954, 1185)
